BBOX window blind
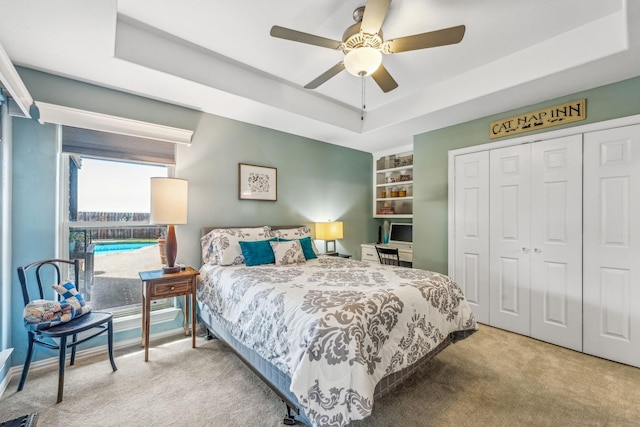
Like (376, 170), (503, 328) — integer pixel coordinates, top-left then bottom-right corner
(62, 125), (175, 165)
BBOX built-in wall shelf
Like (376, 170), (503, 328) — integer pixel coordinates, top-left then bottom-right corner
(373, 150), (413, 218)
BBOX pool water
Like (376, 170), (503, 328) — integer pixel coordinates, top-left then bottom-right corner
(94, 242), (157, 255)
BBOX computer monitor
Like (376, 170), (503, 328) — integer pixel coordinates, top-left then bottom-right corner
(389, 223), (412, 246)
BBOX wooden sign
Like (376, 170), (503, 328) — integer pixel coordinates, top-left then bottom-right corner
(490, 99), (586, 139)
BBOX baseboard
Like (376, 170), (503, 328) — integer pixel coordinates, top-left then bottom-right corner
(0, 368), (11, 399)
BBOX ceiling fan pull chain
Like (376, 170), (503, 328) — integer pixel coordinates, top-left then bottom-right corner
(361, 73), (366, 121)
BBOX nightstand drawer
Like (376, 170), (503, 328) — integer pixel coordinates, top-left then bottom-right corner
(150, 280), (191, 297)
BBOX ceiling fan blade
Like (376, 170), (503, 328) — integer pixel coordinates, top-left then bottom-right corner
(270, 26), (342, 50)
(304, 62), (346, 89)
(385, 25), (466, 53)
(361, 0), (391, 35)
(371, 64), (398, 93)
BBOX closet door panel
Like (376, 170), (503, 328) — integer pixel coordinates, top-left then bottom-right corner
(584, 124), (640, 367)
(489, 145), (531, 335)
(453, 151), (490, 323)
(530, 135), (583, 351)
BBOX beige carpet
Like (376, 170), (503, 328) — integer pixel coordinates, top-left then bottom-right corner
(1, 325), (639, 427)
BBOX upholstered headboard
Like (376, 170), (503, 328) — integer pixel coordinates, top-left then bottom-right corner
(200, 225), (307, 238)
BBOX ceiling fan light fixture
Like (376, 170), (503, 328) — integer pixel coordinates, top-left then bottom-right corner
(343, 47), (382, 77)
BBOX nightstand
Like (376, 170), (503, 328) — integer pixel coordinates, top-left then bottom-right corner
(139, 267), (200, 361)
(327, 253), (352, 258)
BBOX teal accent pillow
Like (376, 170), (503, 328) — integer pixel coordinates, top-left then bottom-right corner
(239, 238), (278, 266)
(298, 236), (318, 260)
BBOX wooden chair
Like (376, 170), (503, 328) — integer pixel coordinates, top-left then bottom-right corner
(375, 246), (401, 266)
(17, 258), (117, 403)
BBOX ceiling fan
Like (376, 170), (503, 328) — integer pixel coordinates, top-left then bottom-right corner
(270, 0), (466, 93)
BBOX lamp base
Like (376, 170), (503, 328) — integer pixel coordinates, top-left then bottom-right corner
(162, 265), (181, 274)
(325, 240), (337, 254)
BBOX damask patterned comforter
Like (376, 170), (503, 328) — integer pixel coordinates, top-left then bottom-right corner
(197, 256), (477, 427)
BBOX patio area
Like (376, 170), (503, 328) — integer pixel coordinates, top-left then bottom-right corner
(88, 244), (164, 310)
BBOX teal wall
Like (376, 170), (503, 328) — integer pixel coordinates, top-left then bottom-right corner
(10, 118), (59, 363)
(176, 115), (374, 268)
(412, 75), (640, 273)
(6, 68), (375, 367)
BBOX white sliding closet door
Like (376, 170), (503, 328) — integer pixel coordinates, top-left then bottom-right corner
(453, 151), (490, 323)
(529, 135), (583, 351)
(489, 145), (531, 335)
(583, 124), (640, 367)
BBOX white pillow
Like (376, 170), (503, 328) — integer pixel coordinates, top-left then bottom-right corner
(270, 226), (320, 255)
(201, 226), (271, 265)
(270, 240), (306, 265)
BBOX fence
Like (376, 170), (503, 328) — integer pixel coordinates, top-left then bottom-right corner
(72, 212), (165, 242)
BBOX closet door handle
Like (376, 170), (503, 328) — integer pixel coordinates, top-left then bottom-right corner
(534, 248), (542, 254)
(521, 247), (529, 254)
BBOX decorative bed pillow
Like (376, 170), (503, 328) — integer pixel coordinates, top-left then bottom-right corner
(23, 299), (74, 330)
(201, 226), (271, 265)
(269, 226), (320, 255)
(276, 236), (317, 260)
(52, 281), (91, 318)
(270, 240), (306, 265)
(239, 238), (278, 266)
(200, 230), (218, 264)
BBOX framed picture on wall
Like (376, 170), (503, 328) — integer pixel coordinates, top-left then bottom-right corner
(238, 163), (277, 201)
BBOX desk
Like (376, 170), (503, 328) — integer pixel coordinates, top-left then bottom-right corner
(139, 267), (199, 361)
(361, 243), (413, 266)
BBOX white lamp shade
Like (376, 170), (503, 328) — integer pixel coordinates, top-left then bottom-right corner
(315, 221), (344, 240)
(150, 177), (188, 225)
(343, 47), (382, 77)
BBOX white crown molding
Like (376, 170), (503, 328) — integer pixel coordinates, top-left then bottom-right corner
(0, 41), (33, 117)
(36, 102), (194, 145)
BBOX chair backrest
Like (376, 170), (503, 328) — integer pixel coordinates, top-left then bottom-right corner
(17, 259), (80, 306)
(375, 246), (401, 266)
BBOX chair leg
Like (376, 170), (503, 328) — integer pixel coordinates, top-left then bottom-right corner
(57, 335), (67, 403)
(70, 333), (78, 366)
(107, 320), (117, 372)
(17, 333), (35, 392)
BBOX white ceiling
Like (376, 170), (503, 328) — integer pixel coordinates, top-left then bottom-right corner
(1, 0), (639, 154)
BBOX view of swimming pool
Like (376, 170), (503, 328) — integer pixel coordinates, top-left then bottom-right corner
(94, 241), (157, 255)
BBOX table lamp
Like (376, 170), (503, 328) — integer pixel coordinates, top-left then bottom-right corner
(150, 177), (188, 274)
(315, 221), (344, 254)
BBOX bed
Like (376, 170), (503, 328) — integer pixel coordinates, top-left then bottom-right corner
(196, 225), (477, 427)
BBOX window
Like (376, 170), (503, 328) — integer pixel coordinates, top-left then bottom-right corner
(59, 124), (179, 316)
(65, 157), (169, 316)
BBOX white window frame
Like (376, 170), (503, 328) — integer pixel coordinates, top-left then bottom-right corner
(59, 152), (176, 317)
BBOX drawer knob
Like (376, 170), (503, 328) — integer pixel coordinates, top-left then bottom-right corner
(170, 286), (175, 290)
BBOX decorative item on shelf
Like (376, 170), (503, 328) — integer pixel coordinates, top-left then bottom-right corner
(399, 174), (411, 182)
(378, 207), (395, 215)
(385, 176), (396, 183)
(150, 177), (189, 274)
(399, 187), (407, 197)
(315, 221), (343, 254)
(380, 190), (387, 198)
(390, 186), (399, 197)
(378, 201), (395, 215)
(395, 155), (413, 167)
